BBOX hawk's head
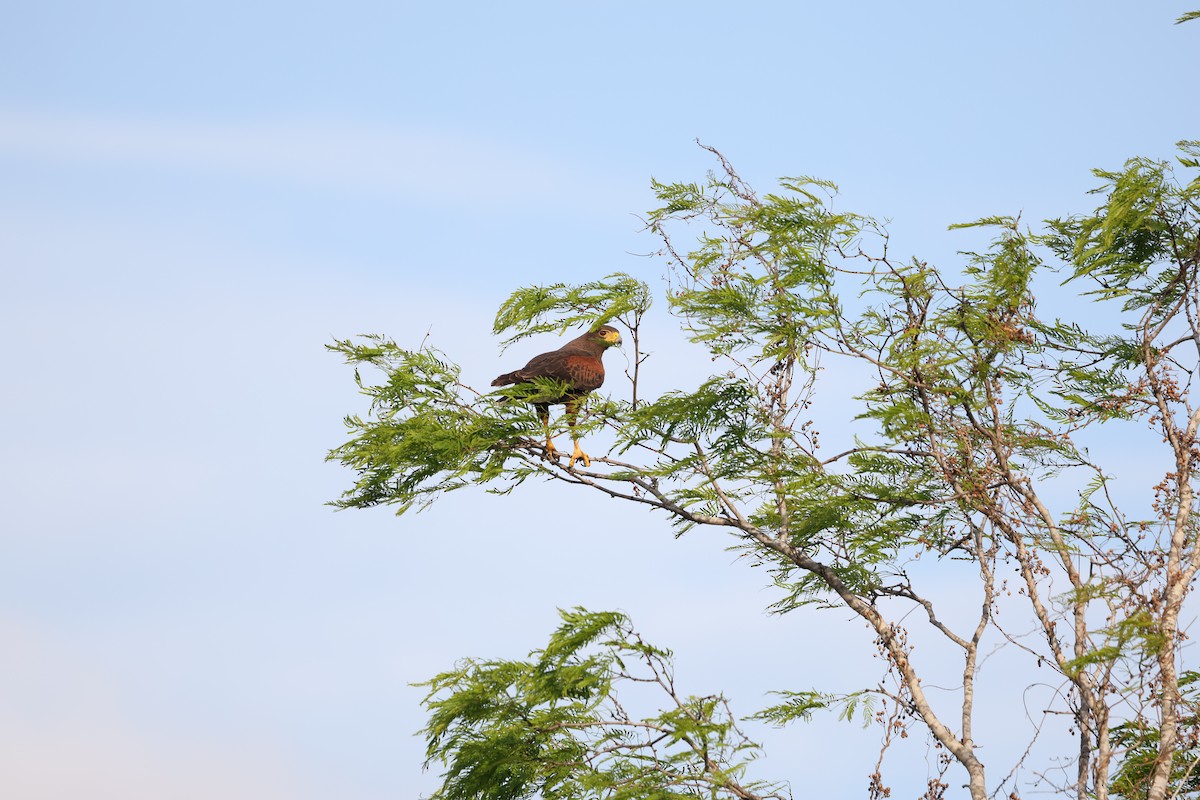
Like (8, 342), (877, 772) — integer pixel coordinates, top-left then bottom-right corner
(592, 325), (622, 348)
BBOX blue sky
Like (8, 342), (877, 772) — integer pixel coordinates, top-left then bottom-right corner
(2, 2), (1197, 798)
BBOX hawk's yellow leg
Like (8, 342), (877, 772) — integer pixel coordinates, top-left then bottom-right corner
(538, 406), (560, 460)
(566, 400), (590, 469)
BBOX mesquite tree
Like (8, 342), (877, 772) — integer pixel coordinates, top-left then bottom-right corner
(329, 140), (1200, 799)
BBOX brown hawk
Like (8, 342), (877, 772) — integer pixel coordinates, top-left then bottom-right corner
(491, 325), (622, 468)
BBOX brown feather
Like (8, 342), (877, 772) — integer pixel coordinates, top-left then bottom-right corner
(491, 325), (620, 404)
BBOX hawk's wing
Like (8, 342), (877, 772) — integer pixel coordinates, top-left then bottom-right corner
(505, 351), (604, 394)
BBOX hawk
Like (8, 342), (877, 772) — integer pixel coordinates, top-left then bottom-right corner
(491, 325), (622, 468)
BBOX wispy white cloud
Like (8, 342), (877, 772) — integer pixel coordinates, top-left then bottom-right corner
(0, 109), (626, 207)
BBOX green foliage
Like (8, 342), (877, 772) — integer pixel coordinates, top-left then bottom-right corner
(648, 171), (851, 365)
(493, 272), (651, 348)
(325, 336), (550, 514)
(750, 689), (874, 729)
(617, 377), (764, 470)
(418, 608), (789, 800)
(1043, 148), (1200, 325)
(1062, 610), (1163, 677)
(1110, 672), (1200, 799)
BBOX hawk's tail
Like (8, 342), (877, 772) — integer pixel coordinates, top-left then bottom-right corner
(491, 372), (520, 387)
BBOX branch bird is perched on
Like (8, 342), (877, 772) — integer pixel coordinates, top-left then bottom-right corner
(491, 325), (622, 468)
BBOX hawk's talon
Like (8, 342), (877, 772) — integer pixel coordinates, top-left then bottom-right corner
(568, 443), (591, 470)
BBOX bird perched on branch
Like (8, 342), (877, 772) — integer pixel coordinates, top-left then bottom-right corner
(491, 325), (622, 468)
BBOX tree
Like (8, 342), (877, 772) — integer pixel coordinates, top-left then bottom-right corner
(416, 607), (790, 800)
(329, 137), (1200, 799)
